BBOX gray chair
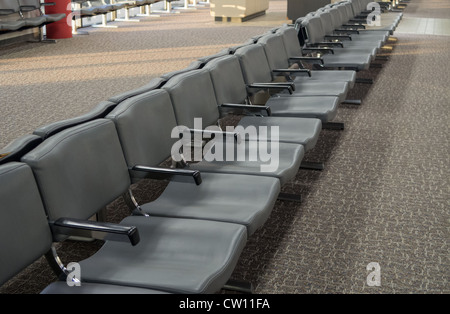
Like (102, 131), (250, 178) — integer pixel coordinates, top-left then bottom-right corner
(337, 1), (398, 35)
(257, 31), (358, 90)
(297, 16), (373, 71)
(274, 26), (357, 89)
(0, 0), (63, 33)
(21, 119), (248, 294)
(0, 162), (167, 294)
(106, 89), (281, 236)
(18, 0), (66, 23)
(231, 44), (345, 130)
(161, 68), (305, 189)
(315, 9), (384, 56)
(321, 6), (390, 44)
(234, 43), (350, 104)
(0, 0), (27, 32)
(203, 54), (323, 153)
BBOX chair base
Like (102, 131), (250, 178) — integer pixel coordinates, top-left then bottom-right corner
(223, 279), (254, 294)
(278, 193), (302, 203)
(300, 161), (324, 171)
(322, 122), (345, 130)
(342, 99), (362, 105)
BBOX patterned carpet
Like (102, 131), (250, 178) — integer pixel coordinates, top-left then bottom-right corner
(0, 0), (448, 294)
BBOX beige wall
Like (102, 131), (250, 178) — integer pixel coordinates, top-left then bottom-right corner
(210, 0), (270, 18)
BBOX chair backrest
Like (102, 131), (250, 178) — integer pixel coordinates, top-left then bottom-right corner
(275, 26), (303, 58)
(33, 101), (117, 139)
(202, 54), (248, 106)
(106, 89), (179, 177)
(301, 16), (326, 45)
(316, 9), (335, 35)
(325, 6), (345, 30)
(349, 0), (362, 16)
(162, 69), (220, 129)
(22, 119), (131, 222)
(0, 162), (53, 286)
(0, 0), (21, 13)
(18, 0), (40, 12)
(233, 44), (273, 85)
(257, 33), (291, 73)
(336, 3), (353, 23)
(0, 134), (42, 165)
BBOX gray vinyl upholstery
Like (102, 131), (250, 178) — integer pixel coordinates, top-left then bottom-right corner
(22, 120), (131, 221)
(234, 43), (349, 102)
(21, 119), (248, 294)
(162, 68), (305, 185)
(275, 26), (357, 88)
(0, 162), (170, 294)
(0, 162), (53, 286)
(78, 214), (247, 294)
(163, 69), (221, 129)
(318, 9), (384, 52)
(300, 16), (372, 70)
(258, 31), (357, 88)
(204, 54), (323, 150)
(107, 89), (178, 177)
(107, 88), (281, 236)
(140, 172), (280, 236)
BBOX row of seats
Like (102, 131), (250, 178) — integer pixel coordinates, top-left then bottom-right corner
(0, 0), (65, 34)
(0, 0), (403, 294)
(71, 0), (197, 33)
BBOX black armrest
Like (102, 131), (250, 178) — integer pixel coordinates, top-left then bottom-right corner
(247, 82), (295, 94)
(130, 165), (202, 185)
(50, 218), (140, 246)
(186, 128), (242, 144)
(348, 19), (367, 24)
(325, 34), (352, 41)
(272, 69), (311, 77)
(289, 57), (324, 65)
(310, 41), (344, 48)
(342, 24), (366, 29)
(303, 46), (335, 54)
(219, 103), (272, 117)
(336, 28), (360, 34)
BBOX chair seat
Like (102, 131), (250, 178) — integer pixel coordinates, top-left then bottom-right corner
(238, 116), (322, 151)
(294, 70), (356, 89)
(322, 52), (372, 71)
(23, 16), (47, 27)
(0, 20), (26, 31)
(142, 172), (280, 236)
(43, 13), (66, 23)
(278, 81), (349, 103)
(191, 140), (304, 186)
(266, 96), (340, 123)
(78, 216), (247, 294)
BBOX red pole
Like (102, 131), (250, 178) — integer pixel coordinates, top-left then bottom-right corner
(44, 0), (72, 39)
